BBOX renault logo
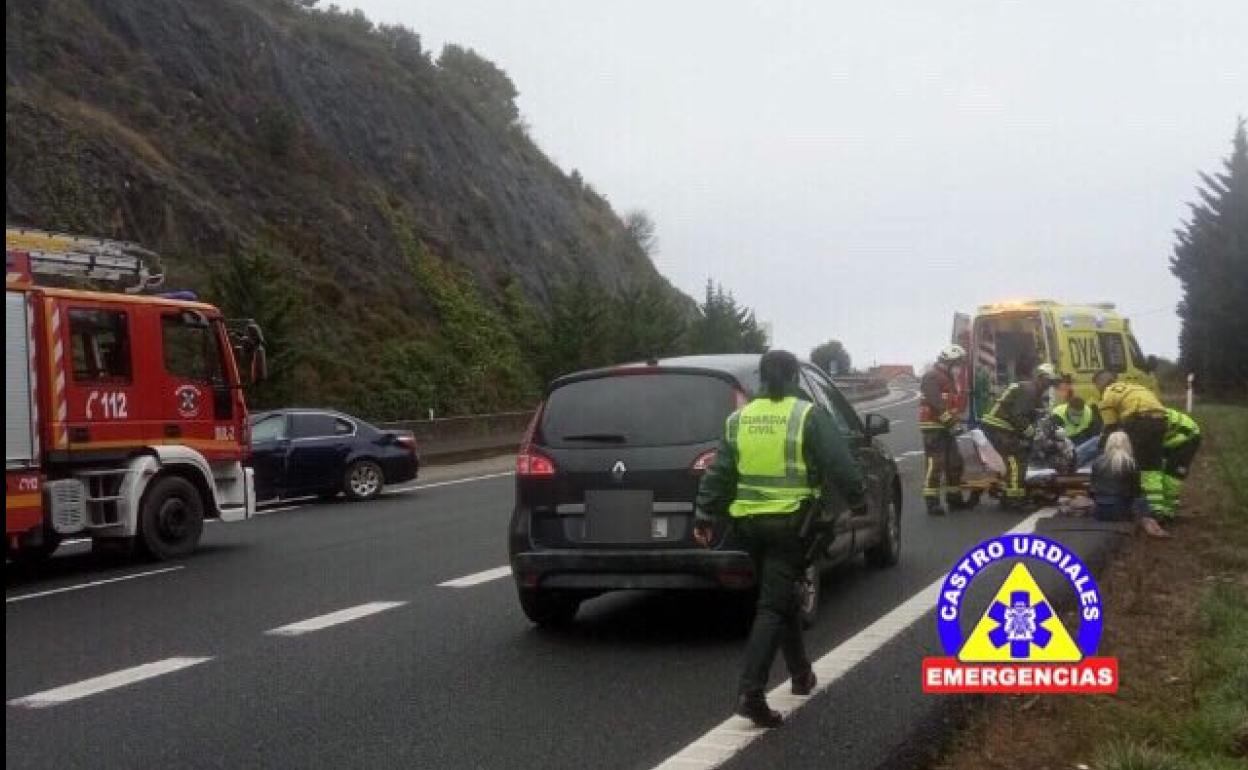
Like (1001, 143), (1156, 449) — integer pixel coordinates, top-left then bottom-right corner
(611, 460), (627, 483)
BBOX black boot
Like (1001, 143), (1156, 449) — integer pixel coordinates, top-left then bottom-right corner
(735, 691), (783, 728)
(1000, 496), (1027, 512)
(946, 491), (970, 511)
(925, 497), (947, 516)
(791, 669), (817, 696)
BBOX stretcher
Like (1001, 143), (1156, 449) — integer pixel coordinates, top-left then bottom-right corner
(953, 431), (1091, 507)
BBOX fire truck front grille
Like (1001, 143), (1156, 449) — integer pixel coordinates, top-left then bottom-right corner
(45, 479), (87, 534)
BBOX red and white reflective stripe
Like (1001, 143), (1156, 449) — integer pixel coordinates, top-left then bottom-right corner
(47, 303), (68, 448)
(27, 294), (40, 458)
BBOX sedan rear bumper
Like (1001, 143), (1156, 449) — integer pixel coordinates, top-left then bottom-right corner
(511, 548), (756, 591)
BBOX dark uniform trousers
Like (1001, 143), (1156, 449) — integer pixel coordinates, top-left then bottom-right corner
(734, 514), (810, 695)
(1120, 413), (1168, 514)
(983, 426), (1027, 498)
(922, 428), (964, 503)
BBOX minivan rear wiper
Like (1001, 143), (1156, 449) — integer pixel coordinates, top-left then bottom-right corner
(561, 433), (628, 443)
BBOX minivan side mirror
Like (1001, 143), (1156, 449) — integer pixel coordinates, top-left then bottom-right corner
(865, 413), (890, 437)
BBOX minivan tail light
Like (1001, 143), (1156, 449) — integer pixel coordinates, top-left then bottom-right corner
(516, 404), (554, 476)
(517, 452), (556, 477)
(691, 449), (717, 473)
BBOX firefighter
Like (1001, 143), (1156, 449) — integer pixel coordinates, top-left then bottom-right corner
(981, 363), (1058, 508)
(919, 344), (969, 515)
(1093, 371), (1169, 518)
(1161, 407), (1202, 517)
(693, 350), (866, 728)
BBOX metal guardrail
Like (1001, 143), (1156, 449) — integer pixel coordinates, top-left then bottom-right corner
(377, 411), (534, 462)
(387, 378), (893, 463)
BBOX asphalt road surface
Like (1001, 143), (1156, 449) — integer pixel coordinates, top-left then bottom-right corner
(6, 390), (1036, 770)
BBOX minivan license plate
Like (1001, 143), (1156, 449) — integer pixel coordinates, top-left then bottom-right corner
(651, 516), (668, 539)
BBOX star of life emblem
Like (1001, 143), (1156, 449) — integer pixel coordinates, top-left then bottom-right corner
(1004, 602), (1036, 641)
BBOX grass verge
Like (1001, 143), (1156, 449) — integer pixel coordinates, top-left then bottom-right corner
(931, 403), (1248, 770)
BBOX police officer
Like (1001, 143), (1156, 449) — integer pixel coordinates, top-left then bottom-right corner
(981, 363), (1057, 508)
(1093, 371), (1168, 518)
(1161, 407), (1201, 518)
(919, 345), (969, 515)
(693, 350), (866, 728)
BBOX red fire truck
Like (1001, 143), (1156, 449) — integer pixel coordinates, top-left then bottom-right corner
(6, 228), (265, 561)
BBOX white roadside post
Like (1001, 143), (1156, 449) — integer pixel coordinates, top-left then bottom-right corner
(1186, 373), (1195, 413)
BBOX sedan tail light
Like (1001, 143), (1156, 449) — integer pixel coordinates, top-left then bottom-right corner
(395, 435), (417, 454)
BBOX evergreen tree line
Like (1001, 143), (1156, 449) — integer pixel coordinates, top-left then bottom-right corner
(1171, 120), (1248, 396)
(209, 249), (769, 420)
(518, 275), (768, 387)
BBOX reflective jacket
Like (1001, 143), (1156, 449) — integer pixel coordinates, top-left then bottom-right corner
(919, 364), (963, 431)
(1163, 408), (1200, 450)
(982, 381), (1046, 435)
(725, 397), (817, 516)
(695, 395), (865, 520)
(1098, 383), (1165, 429)
(1052, 402), (1103, 444)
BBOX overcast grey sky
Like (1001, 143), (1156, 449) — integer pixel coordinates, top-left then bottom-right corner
(351, 0), (1244, 367)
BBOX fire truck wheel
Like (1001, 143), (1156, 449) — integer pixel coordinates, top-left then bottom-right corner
(138, 475), (205, 560)
(344, 460), (384, 501)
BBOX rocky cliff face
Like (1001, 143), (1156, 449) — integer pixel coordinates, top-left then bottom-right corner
(6, 0), (677, 412)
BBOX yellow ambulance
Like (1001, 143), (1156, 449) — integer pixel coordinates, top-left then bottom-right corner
(953, 300), (1160, 419)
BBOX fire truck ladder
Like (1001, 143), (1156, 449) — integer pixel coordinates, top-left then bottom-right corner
(6, 227), (164, 292)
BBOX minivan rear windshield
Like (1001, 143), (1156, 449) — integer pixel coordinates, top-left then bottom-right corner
(539, 372), (736, 448)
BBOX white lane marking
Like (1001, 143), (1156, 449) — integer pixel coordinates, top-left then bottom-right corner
(438, 565), (512, 588)
(61, 537), (91, 546)
(650, 510), (1051, 770)
(386, 470), (515, 496)
(898, 450), (926, 459)
(5, 566), (185, 605)
(265, 601), (407, 637)
(7, 657), (213, 708)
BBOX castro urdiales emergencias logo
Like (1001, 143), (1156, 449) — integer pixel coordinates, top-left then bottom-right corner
(922, 533), (1119, 694)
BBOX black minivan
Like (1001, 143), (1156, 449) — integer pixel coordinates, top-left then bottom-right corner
(509, 354), (901, 626)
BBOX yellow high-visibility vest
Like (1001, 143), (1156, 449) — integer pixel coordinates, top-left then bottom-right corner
(1163, 408), (1200, 450)
(727, 396), (818, 517)
(1052, 403), (1093, 436)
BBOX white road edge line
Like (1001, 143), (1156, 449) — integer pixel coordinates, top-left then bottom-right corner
(265, 601), (407, 637)
(649, 510), (1052, 770)
(7, 657), (213, 708)
(438, 565), (512, 588)
(5, 566), (186, 605)
(387, 470), (515, 496)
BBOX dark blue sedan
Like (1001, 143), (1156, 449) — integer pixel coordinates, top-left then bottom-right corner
(248, 410), (419, 502)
